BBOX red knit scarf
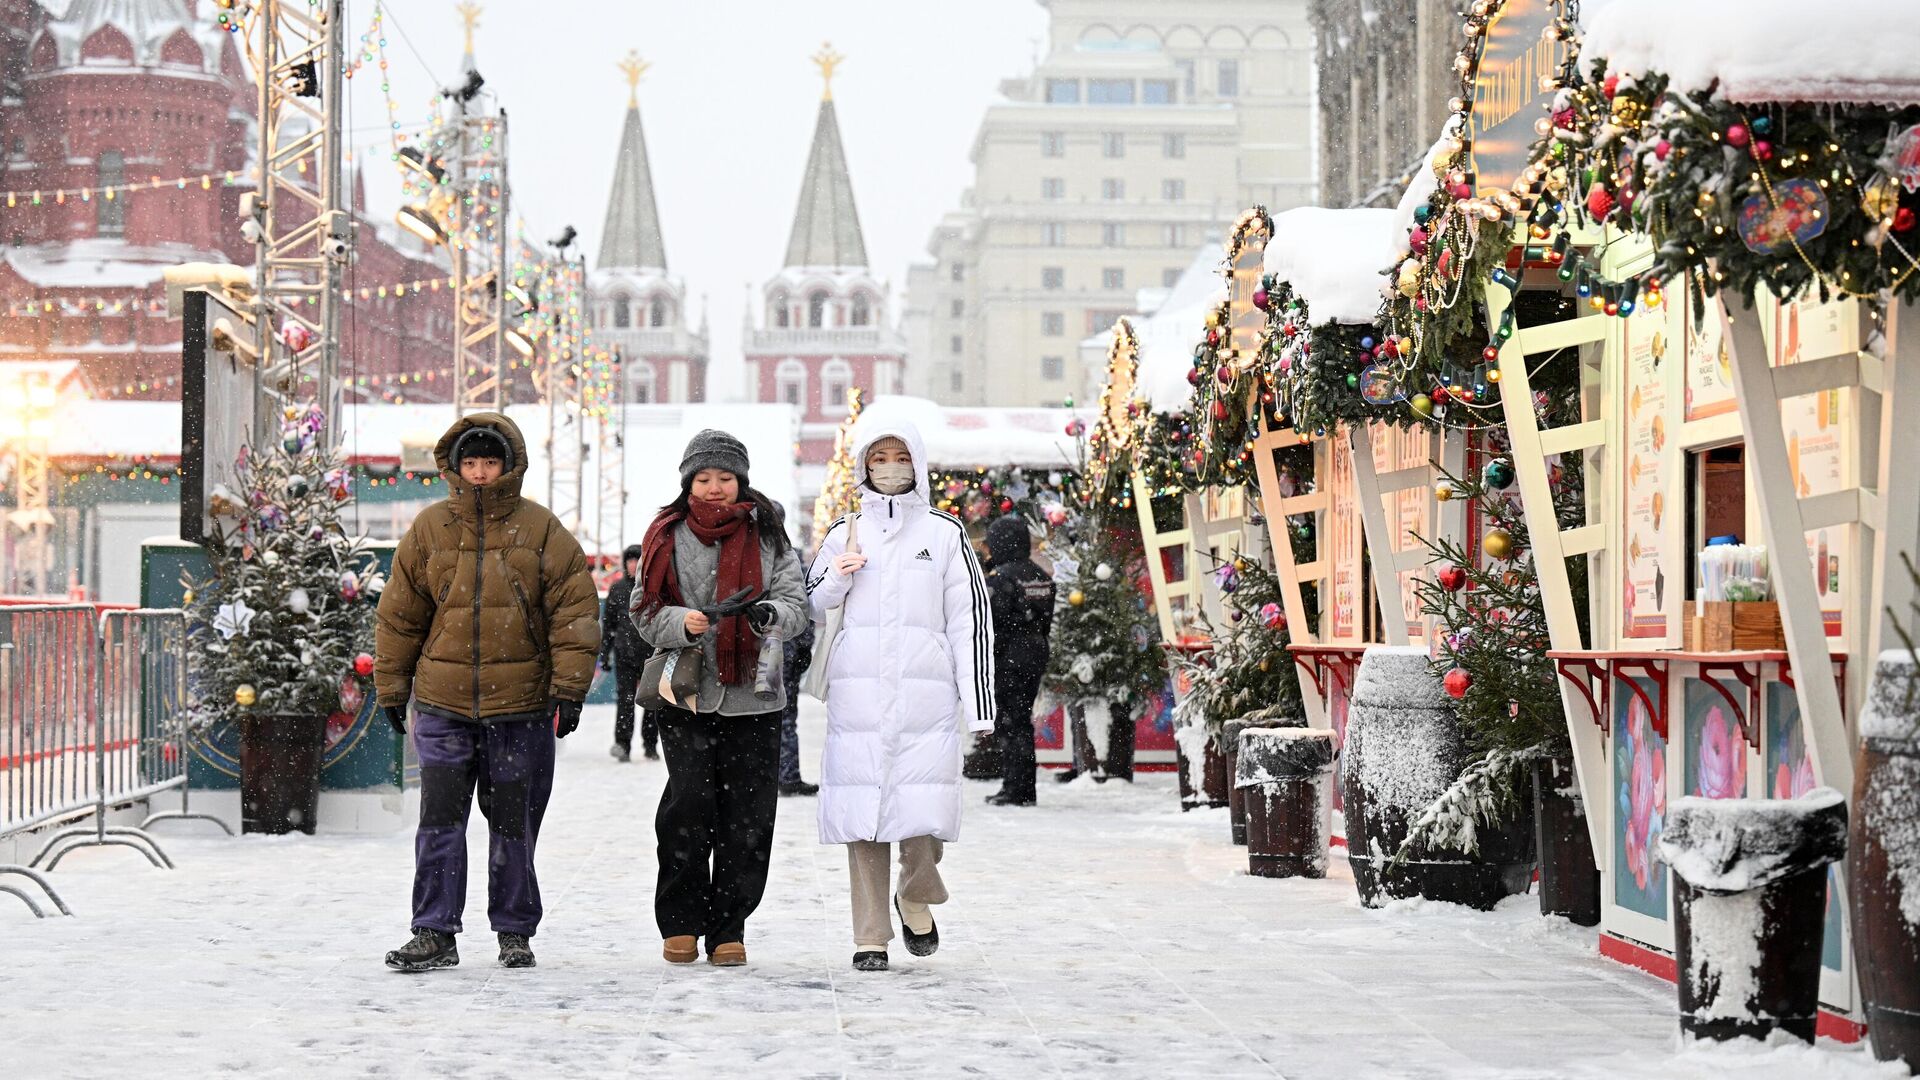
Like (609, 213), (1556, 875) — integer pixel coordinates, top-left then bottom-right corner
(639, 499), (764, 685)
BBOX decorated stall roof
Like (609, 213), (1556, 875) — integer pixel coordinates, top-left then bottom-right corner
(1262, 207), (1400, 326)
(1581, 0), (1920, 104)
(854, 395), (1089, 470)
(1136, 242), (1228, 415)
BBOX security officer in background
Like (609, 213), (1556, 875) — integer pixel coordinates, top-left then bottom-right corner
(982, 514), (1056, 807)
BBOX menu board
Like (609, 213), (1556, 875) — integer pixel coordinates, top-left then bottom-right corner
(1327, 435), (1362, 642)
(1770, 294), (1853, 637)
(1683, 288), (1735, 421)
(1621, 303), (1674, 639)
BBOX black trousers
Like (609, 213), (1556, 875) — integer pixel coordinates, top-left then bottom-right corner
(996, 672), (1043, 801)
(611, 662), (658, 753)
(654, 706), (780, 949)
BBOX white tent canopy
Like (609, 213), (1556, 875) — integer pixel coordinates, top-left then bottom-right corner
(855, 395), (1089, 471)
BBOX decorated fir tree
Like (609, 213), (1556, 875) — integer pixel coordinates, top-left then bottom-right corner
(810, 388), (864, 547)
(1043, 505), (1164, 774)
(1181, 552), (1306, 738)
(184, 404), (381, 729)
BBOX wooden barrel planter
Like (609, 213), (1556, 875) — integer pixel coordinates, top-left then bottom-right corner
(1342, 647), (1535, 909)
(1175, 723), (1230, 812)
(1851, 650), (1920, 1070)
(1239, 728), (1335, 878)
(240, 714), (326, 835)
(1660, 789), (1849, 1043)
(1225, 716), (1303, 845)
(1533, 757), (1601, 926)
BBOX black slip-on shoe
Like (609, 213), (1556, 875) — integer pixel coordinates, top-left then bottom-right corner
(852, 950), (889, 972)
(895, 895), (939, 957)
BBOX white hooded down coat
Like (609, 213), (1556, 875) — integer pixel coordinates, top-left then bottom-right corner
(807, 420), (995, 845)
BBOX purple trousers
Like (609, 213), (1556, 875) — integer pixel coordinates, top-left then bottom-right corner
(411, 712), (555, 937)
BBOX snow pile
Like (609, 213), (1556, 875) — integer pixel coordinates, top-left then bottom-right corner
(1387, 127), (1456, 251)
(1173, 713), (1216, 797)
(1236, 727), (1335, 788)
(1685, 889), (1769, 1022)
(1581, 0), (1920, 105)
(1263, 207), (1400, 326)
(1134, 242), (1229, 414)
(1345, 646), (1463, 813)
(1658, 788), (1848, 893)
(1859, 650), (1920, 743)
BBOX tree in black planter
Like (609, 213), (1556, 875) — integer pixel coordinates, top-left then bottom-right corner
(184, 404), (380, 834)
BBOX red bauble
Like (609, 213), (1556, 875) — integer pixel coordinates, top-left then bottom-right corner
(1725, 123), (1750, 148)
(1217, 364), (1235, 385)
(1752, 140), (1773, 162)
(1187, 367), (1203, 386)
(999, 498), (1013, 512)
(1602, 73), (1620, 99)
(1430, 385), (1451, 403)
(1206, 329), (1221, 347)
(1444, 667), (1473, 699)
(1253, 288), (1270, 310)
(1211, 400), (1230, 422)
(1895, 207), (1916, 233)
(1437, 564), (1468, 592)
(1586, 186), (1615, 221)
(353, 652), (375, 677)
(1654, 139), (1672, 161)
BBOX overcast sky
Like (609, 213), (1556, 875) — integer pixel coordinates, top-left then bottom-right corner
(346, 0), (1051, 400)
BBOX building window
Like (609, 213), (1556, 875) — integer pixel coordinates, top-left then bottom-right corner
(1045, 78), (1080, 104)
(97, 150), (125, 236)
(1087, 78), (1134, 105)
(1164, 223), (1186, 248)
(1163, 132), (1186, 159)
(771, 289), (790, 328)
(1041, 266), (1065, 290)
(1040, 131), (1065, 157)
(1041, 312), (1065, 336)
(1101, 222), (1125, 248)
(850, 293), (872, 326)
(807, 290), (829, 328)
(648, 295), (669, 328)
(1101, 178), (1125, 201)
(1102, 132), (1125, 158)
(1041, 177), (1065, 201)
(1101, 267), (1125, 290)
(613, 295), (631, 328)
(1163, 267), (1184, 287)
(776, 359), (806, 409)
(631, 363), (656, 404)
(949, 299), (964, 318)
(950, 334), (963, 354)
(1162, 178), (1186, 202)
(1087, 310), (1132, 334)
(1177, 59), (1196, 98)
(1041, 222), (1065, 247)
(1143, 79), (1175, 105)
(1041, 356), (1065, 381)
(949, 262), (964, 282)
(950, 369), (964, 392)
(821, 359), (852, 411)
(1218, 59), (1241, 97)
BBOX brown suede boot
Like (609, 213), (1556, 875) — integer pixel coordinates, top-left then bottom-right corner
(708, 942), (747, 967)
(662, 936), (698, 964)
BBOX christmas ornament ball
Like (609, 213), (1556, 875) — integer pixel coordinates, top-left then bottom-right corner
(1483, 459), (1516, 490)
(234, 683), (258, 708)
(281, 432), (304, 455)
(1411, 393), (1434, 419)
(1443, 667), (1473, 699)
(353, 652), (375, 677)
(1094, 563), (1114, 581)
(1068, 589), (1086, 607)
(287, 475), (311, 499)
(1437, 564), (1468, 592)
(1435, 483), (1455, 502)
(182, 587), (195, 605)
(286, 587), (311, 615)
(1482, 527), (1516, 560)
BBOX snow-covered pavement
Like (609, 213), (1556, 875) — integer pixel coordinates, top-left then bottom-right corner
(0, 703), (1900, 1078)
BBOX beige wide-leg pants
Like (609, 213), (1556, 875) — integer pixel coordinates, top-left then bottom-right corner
(846, 837), (947, 949)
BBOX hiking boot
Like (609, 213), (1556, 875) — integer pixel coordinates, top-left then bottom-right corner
(497, 933), (535, 968)
(985, 791), (1035, 807)
(779, 780), (820, 797)
(895, 895), (939, 957)
(852, 950), (888, 972)
(609, 743), (631, 763)
(385, 928), (458, 972)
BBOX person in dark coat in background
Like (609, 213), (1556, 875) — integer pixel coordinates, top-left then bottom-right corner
(765, 503), (818, 796)
(982, 515), (1055, 807)
(600, 543), (657, 762)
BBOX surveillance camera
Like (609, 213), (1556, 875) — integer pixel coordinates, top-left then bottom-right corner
(240, 192), (262, 219)
(323, 235), (350, 259)
(240, 219), (265, 244)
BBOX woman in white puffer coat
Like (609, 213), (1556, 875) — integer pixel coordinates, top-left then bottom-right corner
(807, 419), (995, 973)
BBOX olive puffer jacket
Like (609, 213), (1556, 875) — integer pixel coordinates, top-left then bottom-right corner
(374, 413), (601, 718)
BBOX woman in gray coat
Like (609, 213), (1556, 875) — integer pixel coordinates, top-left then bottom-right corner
(632, 431), (808, 968)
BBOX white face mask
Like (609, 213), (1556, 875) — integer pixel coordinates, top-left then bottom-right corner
(869, 462), (915, 495)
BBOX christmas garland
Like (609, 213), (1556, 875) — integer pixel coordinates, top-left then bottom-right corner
(1262, 281), (1415, 434)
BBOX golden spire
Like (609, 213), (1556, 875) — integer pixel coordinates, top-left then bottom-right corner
(456, 2), (482, 56)
(812, 41), (844, 101)
(617, 50), (650, 107)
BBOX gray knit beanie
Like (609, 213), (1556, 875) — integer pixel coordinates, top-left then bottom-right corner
(679, 429), (751, 490)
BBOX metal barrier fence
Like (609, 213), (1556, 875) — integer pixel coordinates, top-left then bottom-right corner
(0, 606), (228, 917)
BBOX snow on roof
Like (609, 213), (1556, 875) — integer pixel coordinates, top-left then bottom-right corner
(1389, 131), (1452, 251)
(3, 240), (231, 289)
(1581, 0), (1920, 105)
(1263, 207), (1398, 326)
(1136, 242), (1228, 415)
(856, 396), (1088, 471)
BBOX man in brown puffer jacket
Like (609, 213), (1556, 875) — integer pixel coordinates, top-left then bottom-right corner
(373, 412), (600, 972)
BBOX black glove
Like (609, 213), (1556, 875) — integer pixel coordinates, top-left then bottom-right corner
(383, 704), (408, 735)
(552, 698), (583, 739)
(747, 602), (779, 633)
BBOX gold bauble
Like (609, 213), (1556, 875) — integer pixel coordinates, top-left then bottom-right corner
(181, 588), (195, 605)
(1483, 527), (1516, 560)
(234, 683), (258, 707)
(1068, 589), (1086, 607)
(1259, 657), (1272, 673)
(1435, 483), (1455, 502)
(1862, 173), (1901, 223)
(1396, 258), (1422, 297)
